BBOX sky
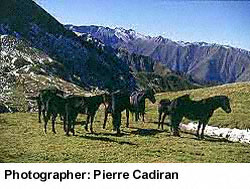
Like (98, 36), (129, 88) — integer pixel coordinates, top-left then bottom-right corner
(36, 0), (250, 50)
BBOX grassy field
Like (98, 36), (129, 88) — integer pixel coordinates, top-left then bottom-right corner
(1, 82), (250, 163)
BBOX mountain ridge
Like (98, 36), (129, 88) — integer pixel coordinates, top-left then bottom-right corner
(66, 24), (250, 85)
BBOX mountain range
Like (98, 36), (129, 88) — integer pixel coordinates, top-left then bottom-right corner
(0, 0), (249, 112)
(65, 25), (250, 85)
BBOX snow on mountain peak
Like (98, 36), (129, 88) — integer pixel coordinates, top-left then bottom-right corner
(114, 27), (148, 42)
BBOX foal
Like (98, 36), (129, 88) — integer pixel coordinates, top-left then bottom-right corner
(168, 94), (231, 138)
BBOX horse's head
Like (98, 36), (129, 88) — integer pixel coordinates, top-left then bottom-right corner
(219, 96), (231, 113)
(145, 89), (156, 104)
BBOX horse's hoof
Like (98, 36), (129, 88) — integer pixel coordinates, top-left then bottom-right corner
(116, 129), (122, 136)
(173, 132), (181, 137)
(116, 133), (122, 137)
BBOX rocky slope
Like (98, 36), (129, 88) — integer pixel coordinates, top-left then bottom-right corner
(66, 25), (250, 85)
(117, 49), (198, 91)
(0, 0), (136, 111)
(0, 0), (135, 92)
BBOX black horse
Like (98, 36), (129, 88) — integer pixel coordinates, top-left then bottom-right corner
(80, 94), (107, 133)
(65, 95), (86, 136)
(36, 86), (64, 123)
(168, 94), (231, 138)
(127, 89), (156, 123)
(104, 89), (156, 135)
(43, 93), (67, 134)
(64, 94), (108, 135)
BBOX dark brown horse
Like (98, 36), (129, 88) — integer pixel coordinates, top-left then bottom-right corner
(36, 86), (64, 123)
(65, 95), (86, 136)
(65, 93), (108, 135)
(167, 94), (231, 138)
(103, 89), (156, 135)
(80, 94), (107, 133)
(128, 90), (156, 122)
(43, 93), (67, 134)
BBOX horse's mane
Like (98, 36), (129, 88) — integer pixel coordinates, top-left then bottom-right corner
(203, 95), (229, 103)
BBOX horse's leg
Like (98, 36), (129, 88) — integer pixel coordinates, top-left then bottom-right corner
(170, 114), (182, 137)
(43, 112), (51, 134)
(52, 113), (57, 134)
(103, 108), (108, 129)
(68, 114), (76, 136)
(38, 101), (42, 123)
(72, 118), (76, 136)
(161, 112), (167, 130)
(65, 108), (70, 136)
(42, 108), (46, 124)
(196, 121), (202, 138)
(63, 113), (67, 133)
(142, 112), (145, 122)
(90, 114), (95, 134)
(135, 112), (139, 122)
(66, 116), (72, 136)
(116, 112), (121, 135)
(158, 112), (162, 129)
(85, 114), (90, 131)
(201, 121), (208, 139)
(126, 109), (129, 128)
(66, 119), (71, 136)
(112, 112), (121, 135)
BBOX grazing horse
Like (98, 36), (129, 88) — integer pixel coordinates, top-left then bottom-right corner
(36, 87), (64, 123)
(168, 94), (231, 138)
(105, 89), (156, 135)
(158, 98), (171, 130)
